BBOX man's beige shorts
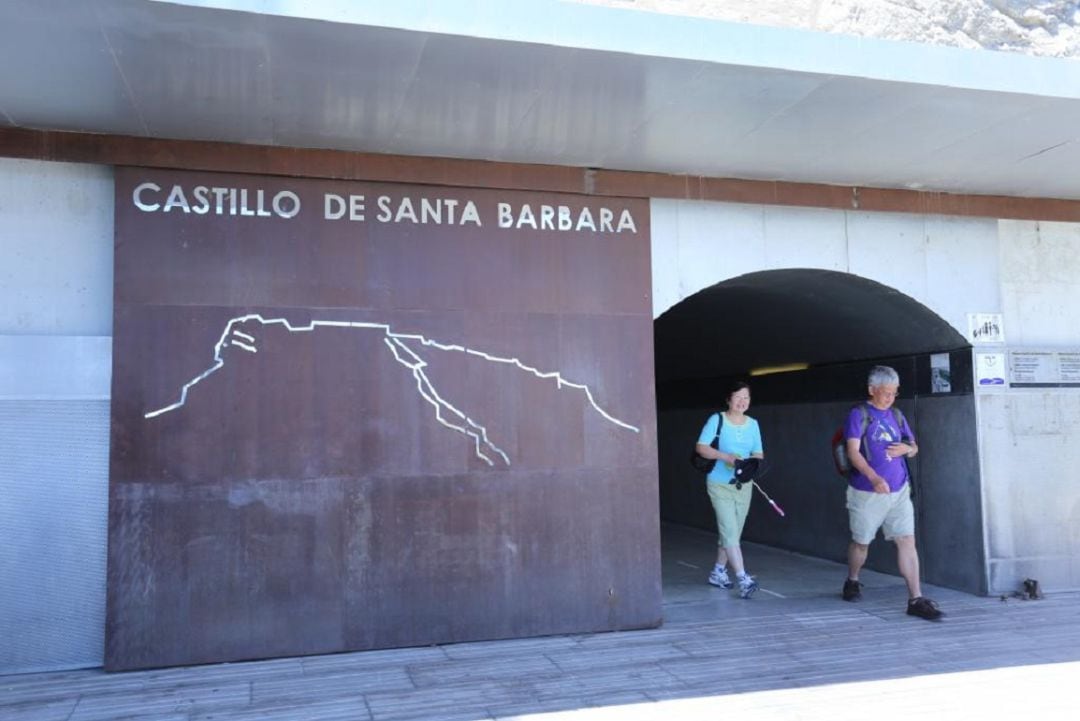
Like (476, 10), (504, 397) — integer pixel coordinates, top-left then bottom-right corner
(707, 482), (753, 547)
(846, 483), (914, 544)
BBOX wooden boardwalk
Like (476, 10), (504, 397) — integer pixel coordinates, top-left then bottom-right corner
(4, 530), (1078, 720)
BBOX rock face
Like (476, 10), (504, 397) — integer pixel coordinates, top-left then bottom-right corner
(818, 0), (1079, 56)
(582, 0), (1080, 58)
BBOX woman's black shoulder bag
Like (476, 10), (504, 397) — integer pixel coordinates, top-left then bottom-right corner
(689, 412), (723, 474)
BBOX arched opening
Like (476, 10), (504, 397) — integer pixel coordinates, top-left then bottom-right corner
(654, 269), (987, 611)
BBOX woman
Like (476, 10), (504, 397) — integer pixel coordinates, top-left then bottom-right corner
(695, 380), (765, 599)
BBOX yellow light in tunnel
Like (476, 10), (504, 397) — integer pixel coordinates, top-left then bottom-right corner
(749, 363), (810, 376)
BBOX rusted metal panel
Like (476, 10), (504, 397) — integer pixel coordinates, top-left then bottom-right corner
(107, 167), (658, 670)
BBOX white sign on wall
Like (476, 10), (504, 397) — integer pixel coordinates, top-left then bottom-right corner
(975, 352), (1007, 388)
(968, 313), (1005, 344)
(1009, 349), (1080, 388)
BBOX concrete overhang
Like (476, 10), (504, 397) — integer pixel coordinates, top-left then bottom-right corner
(2, 0), (1080, 199)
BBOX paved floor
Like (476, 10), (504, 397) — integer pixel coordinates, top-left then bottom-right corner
(3, 524), (1078, 720)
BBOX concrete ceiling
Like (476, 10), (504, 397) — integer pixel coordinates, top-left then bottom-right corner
(2, 0), (1080, 199)
(654, 270), (969, 380)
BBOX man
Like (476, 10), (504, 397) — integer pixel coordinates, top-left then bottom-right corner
(841, 365), (943, 621)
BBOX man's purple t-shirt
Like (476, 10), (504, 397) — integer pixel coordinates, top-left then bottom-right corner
(846, 403), (915, 492)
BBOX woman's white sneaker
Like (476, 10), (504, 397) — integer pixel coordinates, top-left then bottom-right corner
(708, 566), (733, 589)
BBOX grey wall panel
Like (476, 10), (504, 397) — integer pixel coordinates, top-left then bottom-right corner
(0, 157), (114, 674)
(0, 158), (114, 336)
(0, 336), (111, 399)
(914, 395), (987, 595)
(661, 393), (985, 595)
(0, 399), (109, 674)
(740, 402), (859, 566)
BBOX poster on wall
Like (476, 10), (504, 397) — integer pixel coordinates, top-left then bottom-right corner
(930, 353), (952, 393)
(106, 168), (659, 670)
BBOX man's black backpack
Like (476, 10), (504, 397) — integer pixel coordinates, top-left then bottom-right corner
(690, 412), (722, 474)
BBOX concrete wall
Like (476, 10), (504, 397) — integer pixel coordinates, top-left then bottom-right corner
(0, 158), (114, 673)
(652, 200), (1080, 595)
(979, 220), (1080, 593)
(650, 199), (1001, 593)
(2, 160), (1078, 673)
(650, 199), (1001, 326)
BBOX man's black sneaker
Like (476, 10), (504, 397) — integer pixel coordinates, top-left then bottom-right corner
(907, 596), (944, 620)
(842, 579), (863, 602)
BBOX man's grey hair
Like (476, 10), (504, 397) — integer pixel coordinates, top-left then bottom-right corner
(868, 365), (900, 388)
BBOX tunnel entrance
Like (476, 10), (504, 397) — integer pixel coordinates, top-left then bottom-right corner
(654, 269), (987, 609)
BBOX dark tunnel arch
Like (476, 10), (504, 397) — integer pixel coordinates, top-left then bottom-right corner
(653, 268), (987, 596)
(654, 268), (969, 383)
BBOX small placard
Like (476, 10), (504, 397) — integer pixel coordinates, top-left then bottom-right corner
(967, 313), (1005, 344)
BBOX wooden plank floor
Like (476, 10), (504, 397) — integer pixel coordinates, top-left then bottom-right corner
(4, 526), (1078, 721)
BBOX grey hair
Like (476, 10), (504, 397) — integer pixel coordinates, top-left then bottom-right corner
(868, 365), (900, 387)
